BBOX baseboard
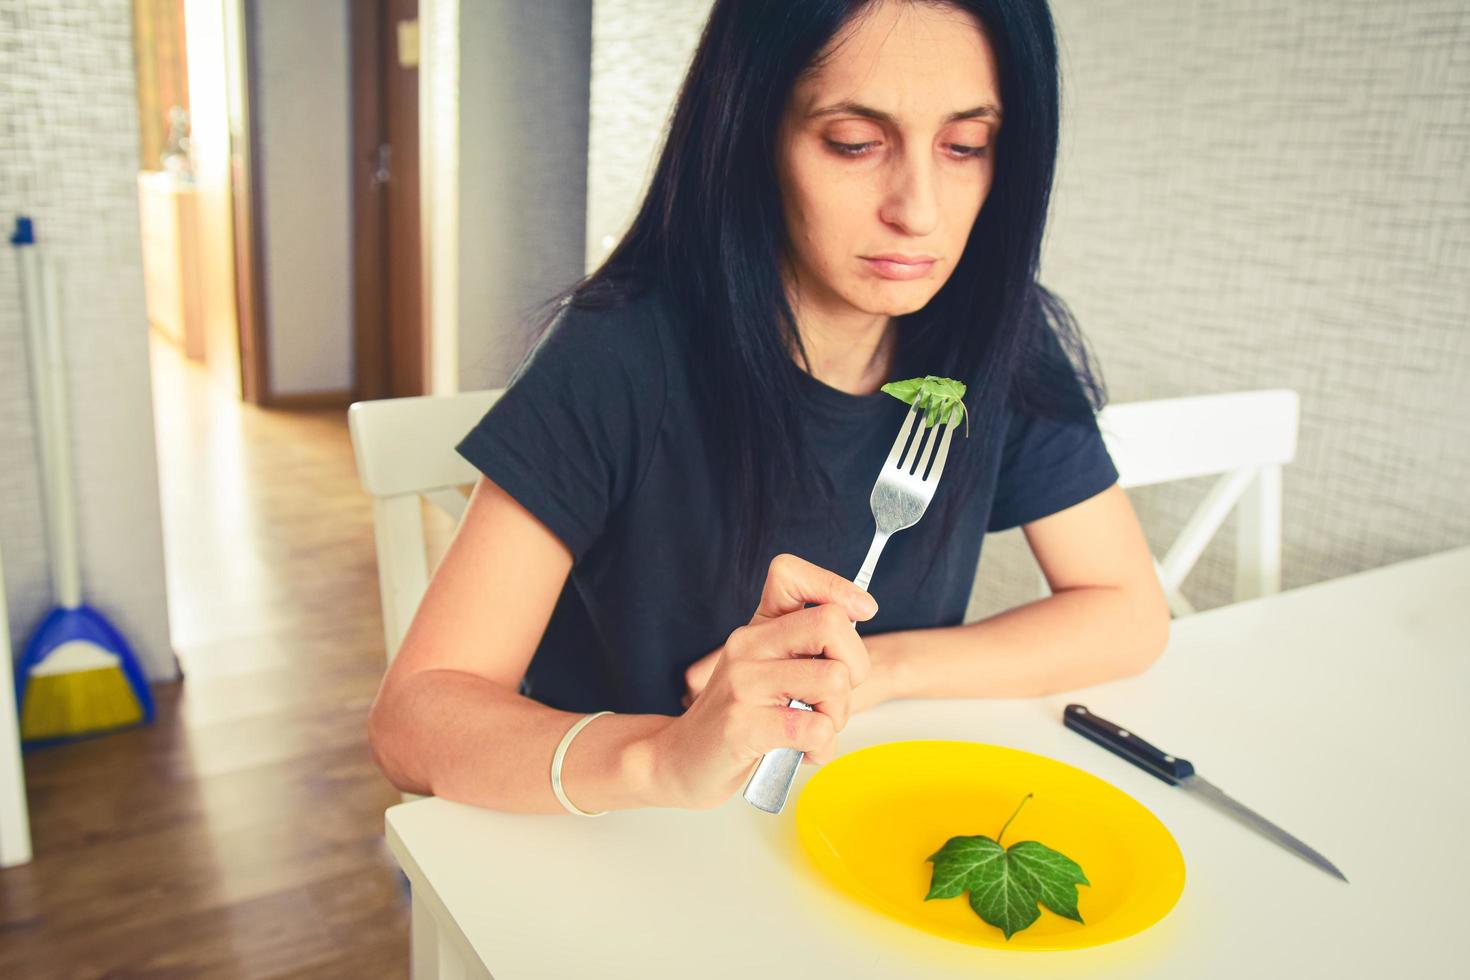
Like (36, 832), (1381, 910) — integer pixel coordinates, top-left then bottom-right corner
(264, 389), (355, 411)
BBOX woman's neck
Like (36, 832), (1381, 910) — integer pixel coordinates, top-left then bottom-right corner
(786, 280), (898, 397)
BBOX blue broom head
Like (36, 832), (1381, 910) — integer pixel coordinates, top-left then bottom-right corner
(15, 604), (155, 747)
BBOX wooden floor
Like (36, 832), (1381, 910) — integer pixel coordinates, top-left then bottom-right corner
(0, 336), (415, 978)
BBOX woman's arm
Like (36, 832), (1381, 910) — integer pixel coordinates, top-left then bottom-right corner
(368, 476), (668, 814)
(858, 483), (1170, 709)
(371, 478), (873, 814)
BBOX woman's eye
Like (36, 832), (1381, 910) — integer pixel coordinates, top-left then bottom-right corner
(826, 139), (880, 157)
(947, 144), (989, 159)
(823, 139), (987, 159)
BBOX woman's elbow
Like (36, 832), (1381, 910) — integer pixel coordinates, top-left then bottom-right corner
(1129, 589), (1171, 675)
(367, 684), (431, 796)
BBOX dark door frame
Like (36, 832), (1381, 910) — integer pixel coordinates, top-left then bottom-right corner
(232, 0), (270, 405)
(350, 0), (425, 402)
(350, 0), (389, 402)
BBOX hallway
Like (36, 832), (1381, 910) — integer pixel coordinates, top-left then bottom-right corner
(0, 337), (410, 977)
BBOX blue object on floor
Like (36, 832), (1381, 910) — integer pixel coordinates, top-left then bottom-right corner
(10, 214), (155, 747)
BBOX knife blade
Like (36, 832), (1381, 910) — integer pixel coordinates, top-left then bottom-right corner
(1063, 703), (1348, 883)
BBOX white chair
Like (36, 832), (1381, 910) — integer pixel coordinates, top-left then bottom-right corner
(351, 387), (1297, 645)
(348, 390), (504, 663)
(1077, 388), (1300, 616)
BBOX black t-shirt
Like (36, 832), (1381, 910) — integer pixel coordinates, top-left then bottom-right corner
(455, 288), (1118, 716)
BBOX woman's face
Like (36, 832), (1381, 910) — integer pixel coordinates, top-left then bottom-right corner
(776, 0), (1001, 321)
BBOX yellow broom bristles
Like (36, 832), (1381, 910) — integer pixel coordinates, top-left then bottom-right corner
(20, 666), (145, 741)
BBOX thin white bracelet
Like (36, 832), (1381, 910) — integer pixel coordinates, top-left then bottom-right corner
(551, 711), (613, 817)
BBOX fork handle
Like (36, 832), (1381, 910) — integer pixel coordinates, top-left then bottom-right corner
(741, 708), (811, 813)
(742, 531), (891, 814)
(852, 531), (890, 593)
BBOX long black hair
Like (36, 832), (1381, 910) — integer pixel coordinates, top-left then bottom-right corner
(541, 0), (1104, 593)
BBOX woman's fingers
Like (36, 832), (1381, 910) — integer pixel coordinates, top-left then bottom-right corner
(682, 646), (722, 703)
(657, 554), (879, 806)
(752, 704), (838, 764)
(724, 655), (855, 730)
(726, 603), (872, 688)
(751, 553), (878, 625)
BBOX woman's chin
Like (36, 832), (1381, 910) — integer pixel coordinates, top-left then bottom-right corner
(845, 279), (942, 318)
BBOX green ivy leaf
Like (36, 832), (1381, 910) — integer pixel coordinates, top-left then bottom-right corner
(879, 378), (925, 402)
(924, 836), (1000, 901)
(880, 375), (970, 436)
(1007, 840), (1089, 923)
(923, 794), (1089, 940)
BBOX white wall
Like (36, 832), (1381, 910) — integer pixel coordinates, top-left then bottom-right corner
(421, 0), (459, 394)
(451, 0), (593, 390)
(251, 0), (354, 397)
(1010, 0), (1470, 615)
(587, 0), (1470, 617)
(185, 0), (245, 396)
(586, 0), (711, 269)
(0, 0), (176, 681)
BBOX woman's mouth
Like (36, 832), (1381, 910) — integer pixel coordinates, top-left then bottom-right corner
(861, 254), (937, 281)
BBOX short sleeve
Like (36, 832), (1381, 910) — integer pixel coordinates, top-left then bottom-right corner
(986, 323), (1118, 532)
(455, 301), (667, 561)
(986, 408), (1119, 532)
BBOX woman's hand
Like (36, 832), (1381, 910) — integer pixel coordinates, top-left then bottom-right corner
(680, 648), (721, 709)
(683, 635), (897, 715)
(648, 554), (878, 810)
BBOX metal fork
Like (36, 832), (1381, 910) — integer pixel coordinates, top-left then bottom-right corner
(742, 401), (961, 814)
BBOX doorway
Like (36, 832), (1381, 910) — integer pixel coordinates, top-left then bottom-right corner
(352, 0), (427, 400)
(133, 0), (253, 400)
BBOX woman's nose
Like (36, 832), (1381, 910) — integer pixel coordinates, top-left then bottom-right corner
(878, 152), (941, 237)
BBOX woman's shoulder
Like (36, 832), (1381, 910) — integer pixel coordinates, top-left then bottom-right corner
(1004, 291), (1106, 421)
(514, 282), (678, 390)
(534, 282), (684, 378)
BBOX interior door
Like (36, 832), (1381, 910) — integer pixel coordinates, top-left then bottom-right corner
(353, 0), (425, 400)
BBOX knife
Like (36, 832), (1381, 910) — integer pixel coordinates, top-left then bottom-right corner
(1063, 703), (1348, 883)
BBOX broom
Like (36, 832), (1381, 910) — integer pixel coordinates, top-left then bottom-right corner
(10, 216), (154, 745)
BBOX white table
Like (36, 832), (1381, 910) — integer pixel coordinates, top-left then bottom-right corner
(387, 547), (1470, 979)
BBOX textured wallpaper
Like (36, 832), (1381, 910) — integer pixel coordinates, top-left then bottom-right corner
(1028, 0), (1470, 614)
(456, 0), (592, 390)
(586, 0), (1470, 618)
(0, 0), (175, 678)
(586, 0), (711, 268)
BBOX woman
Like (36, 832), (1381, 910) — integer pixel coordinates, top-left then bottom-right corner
(368, 0), (1168, 815)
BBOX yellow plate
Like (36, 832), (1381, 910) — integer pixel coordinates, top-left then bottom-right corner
(795, 740), (1185, 950)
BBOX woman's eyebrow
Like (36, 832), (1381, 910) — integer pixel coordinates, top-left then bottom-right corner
(808, 100), (1002, 124)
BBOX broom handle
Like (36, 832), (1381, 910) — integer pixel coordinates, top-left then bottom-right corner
(14, 233), (82, 610)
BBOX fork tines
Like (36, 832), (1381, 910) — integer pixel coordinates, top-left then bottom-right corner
(888, 402), (959, 483)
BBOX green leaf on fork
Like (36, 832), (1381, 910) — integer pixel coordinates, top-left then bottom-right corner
(879, 375), (970, 436)
(924, 793), (1090, 940)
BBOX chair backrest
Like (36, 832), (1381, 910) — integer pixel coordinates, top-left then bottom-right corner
(351, 387), (1299, 655)
(348, 390), (503, 662)
(1085, 388), (1300, 615)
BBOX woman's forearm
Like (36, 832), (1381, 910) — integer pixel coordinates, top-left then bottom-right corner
(863, 585), (1169, 706)
(368, 668), (671, 814)
(369, 586), (1166, 811)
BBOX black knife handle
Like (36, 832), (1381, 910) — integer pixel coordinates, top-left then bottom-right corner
(1064, 704), (1196, 785)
